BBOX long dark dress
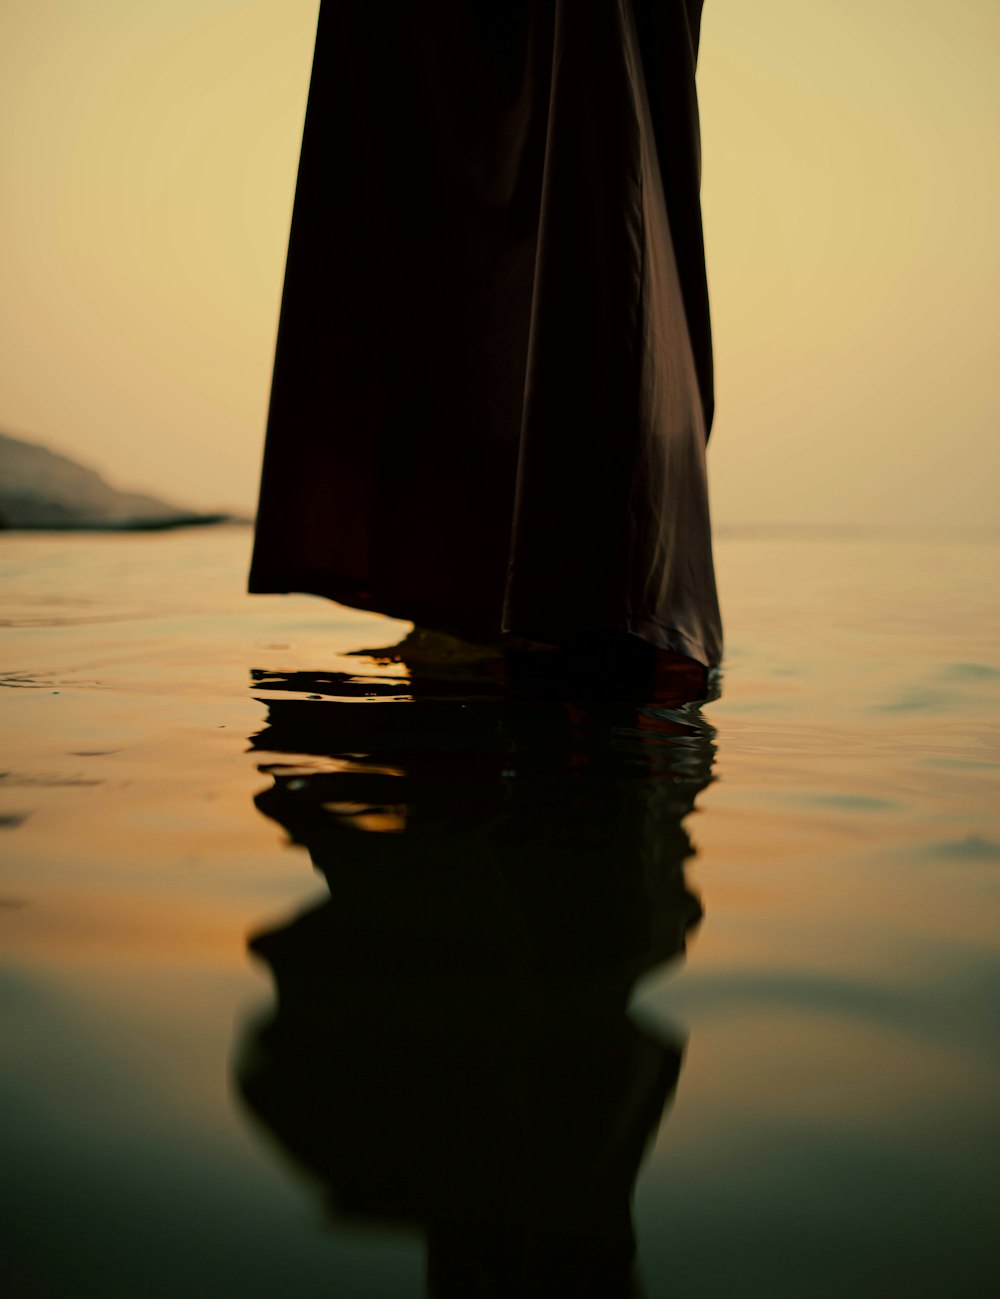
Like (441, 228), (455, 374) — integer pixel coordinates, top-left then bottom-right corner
(249, 0), (722, 668)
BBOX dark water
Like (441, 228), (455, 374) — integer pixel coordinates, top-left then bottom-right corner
(1, 527), (998, 1296)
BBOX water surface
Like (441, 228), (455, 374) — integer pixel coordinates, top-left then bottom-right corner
(1, 526), (998, 1297)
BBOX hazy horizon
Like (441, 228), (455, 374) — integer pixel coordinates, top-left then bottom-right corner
(2, 0), (998, 529)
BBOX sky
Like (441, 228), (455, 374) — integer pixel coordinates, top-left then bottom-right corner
(1, 0), (998, 530)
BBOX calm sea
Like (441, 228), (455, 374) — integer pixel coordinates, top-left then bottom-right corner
(1, 525), (998, 1297)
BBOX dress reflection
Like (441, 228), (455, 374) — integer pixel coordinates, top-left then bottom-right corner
(235, 649), (716, 1296)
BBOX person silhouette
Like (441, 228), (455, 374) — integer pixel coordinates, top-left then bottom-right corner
(249, 2), (722, 684)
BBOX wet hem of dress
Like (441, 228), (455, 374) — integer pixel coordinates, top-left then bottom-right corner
(250, 575), (721, 668)
(500, 613), (721, 669)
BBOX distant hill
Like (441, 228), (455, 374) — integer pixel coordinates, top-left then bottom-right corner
(0, 431), (242, 530)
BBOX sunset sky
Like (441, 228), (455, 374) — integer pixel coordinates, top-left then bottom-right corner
(1, 0), (998, 530)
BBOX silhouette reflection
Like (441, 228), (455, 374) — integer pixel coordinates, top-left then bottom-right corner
(236, 648), (716, 1296)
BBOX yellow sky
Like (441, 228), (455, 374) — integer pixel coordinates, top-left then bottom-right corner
(1, 1), (998, 529)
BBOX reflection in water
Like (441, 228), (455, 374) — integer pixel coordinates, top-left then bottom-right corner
(236, 651), (716, 1296)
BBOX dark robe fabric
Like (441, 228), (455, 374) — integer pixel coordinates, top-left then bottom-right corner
(249, 0), (723, 667)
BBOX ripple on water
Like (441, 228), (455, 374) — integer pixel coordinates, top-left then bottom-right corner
(944, 662), (1000, 681)
(924, 834), (1000, 861)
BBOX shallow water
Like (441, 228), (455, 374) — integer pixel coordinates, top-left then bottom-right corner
(1, 525), (998, 1298)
